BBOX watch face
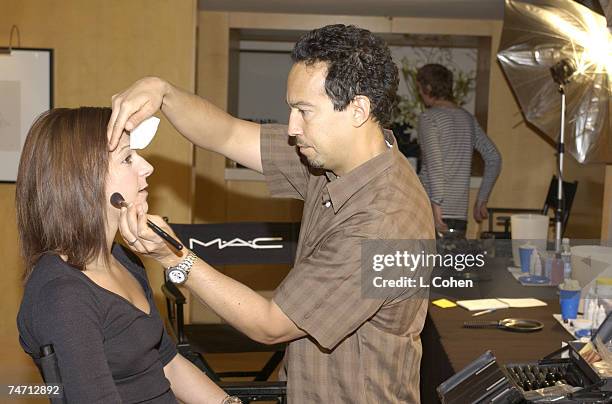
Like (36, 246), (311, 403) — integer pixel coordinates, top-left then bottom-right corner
(168, 269), (186, 284)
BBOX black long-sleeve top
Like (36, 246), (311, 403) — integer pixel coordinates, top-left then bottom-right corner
(17, 244), (178, 403)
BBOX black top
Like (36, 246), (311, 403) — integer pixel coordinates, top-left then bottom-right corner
(17, 244), (178, 403)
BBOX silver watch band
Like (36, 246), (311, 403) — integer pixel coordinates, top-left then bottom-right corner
(221, 395), (242, 404)
(168, 251), (196, 278)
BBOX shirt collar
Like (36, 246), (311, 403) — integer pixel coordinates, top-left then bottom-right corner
(322, 130), (396, 213)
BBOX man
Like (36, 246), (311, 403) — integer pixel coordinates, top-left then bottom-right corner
(416, 63), (501, 234)
(109, 24), (435, 403)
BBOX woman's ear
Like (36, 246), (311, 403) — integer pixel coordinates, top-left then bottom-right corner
(350, 95), (371, 127)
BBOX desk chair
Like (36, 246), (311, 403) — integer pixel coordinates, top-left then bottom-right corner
(484, 176), (578, 239)
(163, 222), (300, 383)
(38, 344), (66, 404)
(38, 343), (287, 403)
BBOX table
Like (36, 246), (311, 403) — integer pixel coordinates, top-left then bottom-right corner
(420, 257), (573, 403)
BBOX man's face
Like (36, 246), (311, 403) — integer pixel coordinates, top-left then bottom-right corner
(286, 62), (353, 172)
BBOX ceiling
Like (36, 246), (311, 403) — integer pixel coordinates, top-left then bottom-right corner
(198, 0), (506, 20)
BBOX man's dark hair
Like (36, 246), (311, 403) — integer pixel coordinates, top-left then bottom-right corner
(291, 24), (399, 126)
(416, 64), (454, 101)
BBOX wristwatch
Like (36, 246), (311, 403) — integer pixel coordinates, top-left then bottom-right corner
(165, 251), (197, 284)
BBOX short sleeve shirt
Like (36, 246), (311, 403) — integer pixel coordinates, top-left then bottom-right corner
(261, 124), (435, 403)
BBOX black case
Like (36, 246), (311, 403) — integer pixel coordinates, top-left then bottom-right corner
(437, 312), (612, 404)
(437, 351), (522, 404)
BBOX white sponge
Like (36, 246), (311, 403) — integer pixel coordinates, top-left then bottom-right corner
(130, 117), (160, 149)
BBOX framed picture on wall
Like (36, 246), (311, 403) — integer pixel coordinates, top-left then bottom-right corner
(0, 48), (53, 182)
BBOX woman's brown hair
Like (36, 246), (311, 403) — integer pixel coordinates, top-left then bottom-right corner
(16, 107), (112, 280)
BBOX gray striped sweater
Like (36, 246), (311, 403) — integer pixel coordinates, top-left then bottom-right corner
(417, 106), (501, 220)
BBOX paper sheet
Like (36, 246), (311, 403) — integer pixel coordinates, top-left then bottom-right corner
(456, 298), (547, 311)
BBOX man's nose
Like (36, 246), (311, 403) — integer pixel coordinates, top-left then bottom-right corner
(288, 110), (303, 137)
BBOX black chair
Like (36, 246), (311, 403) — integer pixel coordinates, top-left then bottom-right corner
(484, 176), (578, 239)
(38, 343), (287, 403)
(163, 222), (300, 384)
(38, 344), (67, 404)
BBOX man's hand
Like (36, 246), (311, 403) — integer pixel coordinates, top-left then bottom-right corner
(473, 200), (489, 223)
(431, 203), (448, 232)
(107, 77), (170, 151)
(117, 201), (182, 264)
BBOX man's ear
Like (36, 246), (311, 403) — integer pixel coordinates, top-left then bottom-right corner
(350, 95), (371, 128)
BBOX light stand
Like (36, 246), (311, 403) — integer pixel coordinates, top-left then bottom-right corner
(550, 58), (576, 252)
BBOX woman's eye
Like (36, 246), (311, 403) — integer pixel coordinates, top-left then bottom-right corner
(122, 154), (133, 165)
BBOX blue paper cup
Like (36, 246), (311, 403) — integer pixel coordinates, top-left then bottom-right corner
(559, 289), (580, 321)
(519, 246), (533, 273)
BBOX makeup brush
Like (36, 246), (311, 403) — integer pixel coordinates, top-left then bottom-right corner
(110, 192), (183, 250)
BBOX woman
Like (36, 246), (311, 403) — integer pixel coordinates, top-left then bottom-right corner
(16, 107), (229, 403)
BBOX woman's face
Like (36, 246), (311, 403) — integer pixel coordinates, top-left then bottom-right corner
(105, 132), (153, 216)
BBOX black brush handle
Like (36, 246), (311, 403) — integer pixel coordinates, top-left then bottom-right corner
(147, 219), (183, 250)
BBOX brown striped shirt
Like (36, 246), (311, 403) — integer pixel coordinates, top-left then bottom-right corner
(261, 124), (435, 403)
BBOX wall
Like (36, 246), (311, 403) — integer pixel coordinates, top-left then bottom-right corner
(197, 11), (606, 241)
(0, 0), (196, 389)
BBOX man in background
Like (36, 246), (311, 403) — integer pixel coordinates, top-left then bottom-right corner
(416, 63), (501, 234)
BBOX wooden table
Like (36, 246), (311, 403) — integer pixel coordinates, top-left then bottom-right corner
(420, 257), (573, 403)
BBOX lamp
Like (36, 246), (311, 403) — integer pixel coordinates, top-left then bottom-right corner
(550, 58), (577, 251)
(497, 0), (611, 250)
(550, 58), (577, 86)
(498, 0), (611, 164)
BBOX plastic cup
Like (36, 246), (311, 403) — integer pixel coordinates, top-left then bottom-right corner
(559, 289), (580, 320)
(511, 214), (549, 266)
(519, 246), (533, 273)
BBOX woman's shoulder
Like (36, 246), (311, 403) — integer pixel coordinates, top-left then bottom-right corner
(25, 254), (88, 292)
(18, 256), (103, 344)
(23, 256), (100, 309)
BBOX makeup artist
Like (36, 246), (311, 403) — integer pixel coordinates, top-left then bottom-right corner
(109, 25), (435, 403)
(16, 107), (228, 403)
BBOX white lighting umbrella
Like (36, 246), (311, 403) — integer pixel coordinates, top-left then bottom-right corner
(498, 0), (611, 164)
(498, 0), (611, 250)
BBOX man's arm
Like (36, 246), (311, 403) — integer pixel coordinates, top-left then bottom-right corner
(161, 250), (306, 345)
(163, 354), (228, 404)
(418, 113), (447, 230)
(431, 203), (449, 232)
(418, 113), (445, 207)
(108, 77), (263, 173)
(472, 120), (501, 221)
(118, 212), (305, 345)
